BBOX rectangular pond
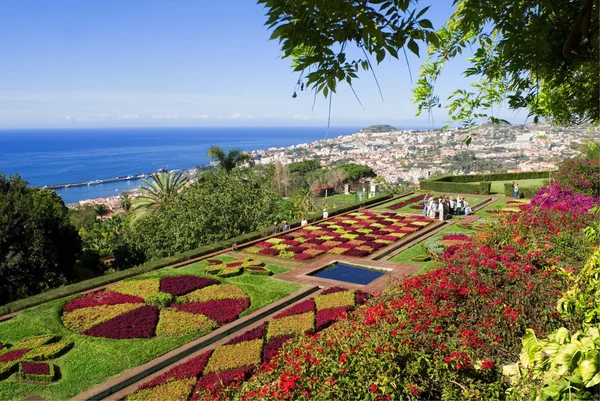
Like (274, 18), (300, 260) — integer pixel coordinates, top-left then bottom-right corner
(309, 262), (386, 285)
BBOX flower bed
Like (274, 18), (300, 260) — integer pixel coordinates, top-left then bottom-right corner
(243, 211), (431, 260)
(384, 195), (426, 210)
(61, 276), (251, 339)
(0, 336), (72, 382)
(126, 288), (370, 401)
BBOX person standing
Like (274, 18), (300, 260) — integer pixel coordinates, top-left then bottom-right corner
(282, 220), (290, 231)
(301, 217), (308, 227)
(423, 193), (429, 217)
(429, 198), (436, 219)
(513, 182), (519, 199)
(438, 198), (444, 221)
(273, 222), (280, 234)
(322, 209), (329, 219)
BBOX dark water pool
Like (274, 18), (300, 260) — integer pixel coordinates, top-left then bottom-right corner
(309, 262), (386, 285)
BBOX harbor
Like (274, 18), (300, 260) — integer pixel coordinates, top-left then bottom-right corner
(40, 169), (168, 190)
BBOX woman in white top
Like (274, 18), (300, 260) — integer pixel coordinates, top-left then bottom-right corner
(428, 198), (436, 219)
(464, 201), (472, 215)
(438, 199), (444, 221)
(301, 217), (308, 226)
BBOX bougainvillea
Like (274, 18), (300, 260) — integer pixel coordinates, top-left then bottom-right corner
(61, 277), (250, 339)
(126, 287), (371, 401)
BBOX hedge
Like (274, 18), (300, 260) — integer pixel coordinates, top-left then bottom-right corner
(0, 193), (395, 317)
(420, 180), (491, 195)
(503, 183), (540, 198)
(420, 171), (554, 195)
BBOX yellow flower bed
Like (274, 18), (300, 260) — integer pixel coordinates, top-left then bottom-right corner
(108, 278), (160, 299)
(62, 303), (143, 333)
(178, 285), (248, 303)
(314, 290), (355, 311)
(204, 339), (263, 374)
(127, 377), (196, 401)
(266, 312), (315, 340)
(155, 309), (218, 338)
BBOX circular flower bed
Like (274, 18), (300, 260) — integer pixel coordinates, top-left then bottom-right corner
(61, 276), (251, 339)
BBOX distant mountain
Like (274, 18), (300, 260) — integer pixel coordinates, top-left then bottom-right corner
(361, 124), (398, 133)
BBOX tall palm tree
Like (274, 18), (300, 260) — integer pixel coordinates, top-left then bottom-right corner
(130, 172), (188, 223)
(119, 193), (132, 212)
(207, 146), (253, 172)
(95, 204), (110, 219)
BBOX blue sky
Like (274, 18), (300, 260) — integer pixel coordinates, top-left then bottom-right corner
(0, 1), (522, 129)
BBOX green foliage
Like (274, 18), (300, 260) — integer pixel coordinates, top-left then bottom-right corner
(130, 171), (189, 224)
(503, 183), (540, 199)
(421, 171), (552, 195)
(68, 206), (97, 232)
(287, 160), (320, 175)
(0, 174), (82, 305)
(414, 0), (599, 131)
(207, 146), (253, 172)
(332, 163), (376, 183)
(127, 169), (292, 260)
(259, 0), (434, 99)
(144, 292), (174, 309)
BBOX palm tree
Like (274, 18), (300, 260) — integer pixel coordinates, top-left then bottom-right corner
(130, 172), (188, 223)
(95, 204), (110, 219)
(207, 146), (253, 172)
(119, 193), (132, 212)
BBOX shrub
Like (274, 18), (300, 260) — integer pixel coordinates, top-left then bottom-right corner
(145, 292), (174, 309)
(411, 255), (432, 262)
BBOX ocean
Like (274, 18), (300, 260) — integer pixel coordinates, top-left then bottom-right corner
(0, 126), (360, 204)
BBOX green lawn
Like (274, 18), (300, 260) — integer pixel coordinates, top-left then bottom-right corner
(388, 223), (477, 275)
(474, 197), (530, 221)
(0, 258), (301, 401)
(474, 178), (549, 194)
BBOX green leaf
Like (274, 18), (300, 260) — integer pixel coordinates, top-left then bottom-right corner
(418, 19), (433, 29)
(407, 40), (419, 57)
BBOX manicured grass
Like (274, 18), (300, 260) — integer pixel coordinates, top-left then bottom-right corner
(473, 178), (548, 194)
(321, 193), (357, 204)
(388, 224), (477, 275)
(474, 197), (530, 221)
(0, 260), (302, 401)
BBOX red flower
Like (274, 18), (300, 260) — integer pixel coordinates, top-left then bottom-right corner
(369, 384), (378, 393)
(481, 360), (495, 369)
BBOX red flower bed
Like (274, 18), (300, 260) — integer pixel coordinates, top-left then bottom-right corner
(160, 276), (219, 297)
(386, 195), (424, 210)
(344, 249), (370, 257)
(226, 262), (244, 268)
(83, 306), (159, 339)
(139, 350), (213, 390)
(63, 291), (143, 312)
(262, 334), (295, 363)
(0, 349), (31, 363)
(173, 298), (251, 324)
(274, 299), (315, 319)
(442, 234), (471, 241)
(21, 361), (50, 375)
(259, 248), (280, 256)
(315, 306), (349, 330)
(320, 286), (348, 295)
(226, 324), (267, 346)
(293, 253), (313, 260)
(191, 366), (255, 400)
(207, 259), (222, 265)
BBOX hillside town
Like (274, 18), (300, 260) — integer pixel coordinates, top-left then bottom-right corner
(252, 123), (595, 184)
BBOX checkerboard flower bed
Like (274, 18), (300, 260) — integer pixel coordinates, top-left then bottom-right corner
(61, 277), (250, 339)
(127, 288), (371, 401)
(0, 336), (73, 382)
(244, 211), (431, 260)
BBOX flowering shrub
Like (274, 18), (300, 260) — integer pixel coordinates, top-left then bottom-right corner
(62, 277), (250, 339)
(127, 287), (370, 401)
(553, 158), (600, 197)
(527, 183), (600, 215)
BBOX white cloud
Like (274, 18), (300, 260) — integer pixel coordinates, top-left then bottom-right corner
(119, 114), (141, 119)
(190, 114), (210, 119)
(97, 113), (111, 117)
(152, 114), (178, 119)
(64, 114), (72, 121)
(228, 113), (242, 119)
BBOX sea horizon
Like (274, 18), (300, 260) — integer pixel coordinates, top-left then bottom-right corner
(0, 126), (385, 203)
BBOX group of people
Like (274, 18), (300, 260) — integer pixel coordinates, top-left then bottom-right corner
(273, 220), (291, 234)
(423, 193), (472, 221)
